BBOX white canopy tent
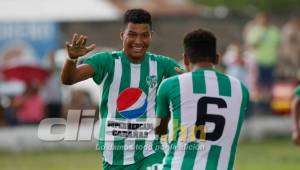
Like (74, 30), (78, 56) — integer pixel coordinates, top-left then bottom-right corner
(0, 0), (120, 22)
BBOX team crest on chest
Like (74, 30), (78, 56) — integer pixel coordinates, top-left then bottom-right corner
(146, 75), (157, 88)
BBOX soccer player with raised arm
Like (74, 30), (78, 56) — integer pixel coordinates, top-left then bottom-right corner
(155, 29), (249, 170)
(61, 9), (181, 170)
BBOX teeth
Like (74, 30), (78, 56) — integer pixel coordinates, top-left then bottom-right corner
(133, 47), (142, 51)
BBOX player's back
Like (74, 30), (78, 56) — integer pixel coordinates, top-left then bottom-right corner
(161, 68), (249, 170)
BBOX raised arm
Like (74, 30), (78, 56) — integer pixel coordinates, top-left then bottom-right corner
(61, 33), (96, 85)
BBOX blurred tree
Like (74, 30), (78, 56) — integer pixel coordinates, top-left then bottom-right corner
(192, 0), (299, 13)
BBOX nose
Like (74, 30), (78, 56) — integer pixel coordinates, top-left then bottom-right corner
(134, 35), (143, 44)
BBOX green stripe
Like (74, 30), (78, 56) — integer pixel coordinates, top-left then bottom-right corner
(215, 71), (231, 97)
(155, 54), (164, 86)
(228, 84), (249, 170)
(163, 141), (177, 170)
(98, 56), (115, 154)
(181, 142), (199, 169)
(112, 54), (131, 165)
(192, 70), (206, 94)
(205, 145), (222, 170)
(134, 54), (150, 162)
(163, 77), (181, 170)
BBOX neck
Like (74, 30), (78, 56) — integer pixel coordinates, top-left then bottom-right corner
(124, 50), (145, 63)
(190, 62), (215, 71)
(127, 56), (144, 63)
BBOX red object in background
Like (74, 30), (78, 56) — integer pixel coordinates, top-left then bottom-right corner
(0, 65), (50, 84)
(271, 81), (298, 115)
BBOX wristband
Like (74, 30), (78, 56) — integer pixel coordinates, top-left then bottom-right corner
(67, 55), (78, 62)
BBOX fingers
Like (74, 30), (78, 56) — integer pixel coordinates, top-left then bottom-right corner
(175, 67), (186, 74)
(86, 44), (96, 53)
(65, 41), (71, 49)
(75, 35), (83, 46)
(71, 33), (88, 47)
(71, 33), (78, 46)
(81, 36), (87, 47)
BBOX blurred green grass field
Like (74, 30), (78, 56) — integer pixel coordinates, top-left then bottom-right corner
(0, 138), (299, 170)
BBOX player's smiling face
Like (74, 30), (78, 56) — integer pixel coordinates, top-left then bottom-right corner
(121, 23), (152, 62)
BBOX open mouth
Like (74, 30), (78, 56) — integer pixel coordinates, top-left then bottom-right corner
(132, 46), (143, 53)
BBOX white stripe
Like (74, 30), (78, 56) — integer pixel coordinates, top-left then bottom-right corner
(204, 70), (219, 97)
(147, 58), (158, 118)
(130, 64), (141, 87)
(103, 58), (122, 164)
(123, 63), (141, 164)
(194, 144), (210, 170)
(143, 58), (157, 156)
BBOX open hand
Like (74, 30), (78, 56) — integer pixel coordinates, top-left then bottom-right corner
(65, 33), (96, 59)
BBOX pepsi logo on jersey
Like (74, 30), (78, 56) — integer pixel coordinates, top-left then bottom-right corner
(117, 88), (148, 119)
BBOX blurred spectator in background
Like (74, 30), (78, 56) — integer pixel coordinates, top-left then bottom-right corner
(63, 89), (96, 118)
(223, 42), (249, 86)
(222, 41), (255, 118)
(12, 81), (45, 124)
(246, 12), (280, 113)
(292, 85), (300, 145)
(41, 51), (63, 118)
(279, 14), (300, 81)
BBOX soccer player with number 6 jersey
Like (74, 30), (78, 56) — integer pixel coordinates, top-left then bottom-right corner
(156, 29), (249, 170)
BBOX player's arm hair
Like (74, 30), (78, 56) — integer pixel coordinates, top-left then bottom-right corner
(61, 61), (95, 85)
(155, 113), (170, 135)
(291, 96), (300, 133)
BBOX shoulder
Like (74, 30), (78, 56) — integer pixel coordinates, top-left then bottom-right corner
(83, 52), (115, 63)
(147, 52), (175, 62)
(160, 75), (180, 88)
(228, 73), (249, 97)
(221, 72), (249, 92)
(88, 52), (114, 59)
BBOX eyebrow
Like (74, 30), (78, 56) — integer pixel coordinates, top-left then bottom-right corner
(128, 30), (150, 34)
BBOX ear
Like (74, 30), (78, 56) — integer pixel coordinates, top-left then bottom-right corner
(120, 31), (124, 41)
(149, 30), (154, 39)
(183, 53), (191, 71)
(214, 53), (221, 65)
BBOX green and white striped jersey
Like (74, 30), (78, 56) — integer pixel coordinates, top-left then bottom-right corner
(156, 68), (249, 170)
(83, 50), (180, 165)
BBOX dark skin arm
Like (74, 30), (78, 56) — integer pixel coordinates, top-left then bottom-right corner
(155, 114), (170, 136)
(292, 96), (300, 145)
(61, 33), (96, 85)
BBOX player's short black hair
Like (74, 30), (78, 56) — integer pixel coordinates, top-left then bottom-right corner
(123, 8), (152, 29)
(184, 29), (217, 63)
